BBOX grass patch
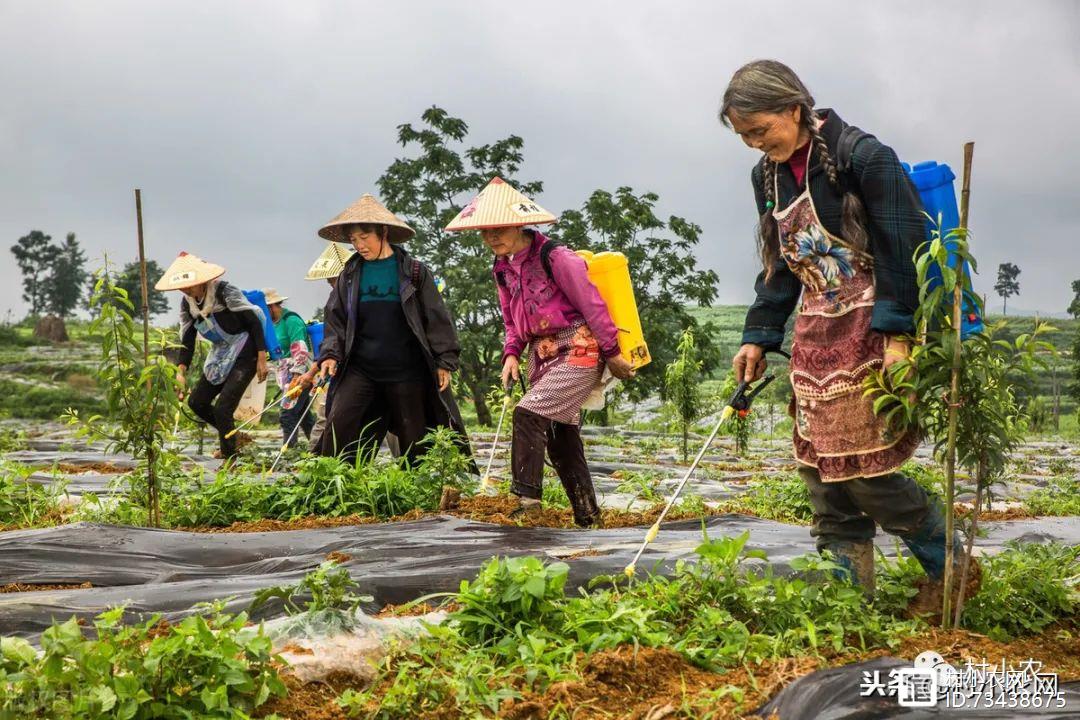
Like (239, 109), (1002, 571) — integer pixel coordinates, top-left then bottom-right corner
(716, 472), (813, 524)
(1022, 477), (1080, 516)
(0, 378), (104, 420)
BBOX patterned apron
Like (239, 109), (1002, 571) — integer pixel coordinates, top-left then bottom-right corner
(772, 151), (917, 482)
(194, 313), (249, 386)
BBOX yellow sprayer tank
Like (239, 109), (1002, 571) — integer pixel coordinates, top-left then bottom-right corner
(576, 250), (651, 369)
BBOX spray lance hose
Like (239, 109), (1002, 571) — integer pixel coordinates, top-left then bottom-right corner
(481, 375), (529, 491)
(623, 349), (790, 578)
(224, 382), (305, 440)
(269, 374), (330, 473)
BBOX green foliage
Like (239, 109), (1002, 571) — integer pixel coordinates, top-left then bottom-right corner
(344, 533), (927, 717)
(0, 428), (27, 453)
(1022, 477), (1080, 517)
(44, 233), (89, 318)
(664, 330), (705, 461)
(166, 469), (274, 527)
(614, 470), (664, 505)
(0, 462), (63, 528)
(251, 561), (374, 640)
(64, 265), (182, 526)
(556, 188), (721, 403)
(717, 371), (751, 455)
(378, 106), (542, 426)
(88, 259), (170, 318)
(0, 603), (285, 718)
(0, 379), (103, 420)
(10, 230), (61, 315)
(717, 472), (813, 524)
(961, 542), (1079, 641)
(865, 229), (1050, 489)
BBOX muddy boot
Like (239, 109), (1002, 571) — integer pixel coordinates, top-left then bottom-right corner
(900, 505), (982, 621)
(820, 540), (875, 600)
(547, 421), (602, 528)
(510, 408), (550, 501)
(508, 496), (542, 520)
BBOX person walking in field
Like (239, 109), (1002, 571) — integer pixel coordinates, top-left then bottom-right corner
(445, 177), (634, 528)
(315, 194), (472, 466)
(263, 288), (315, 448)
(156, 252), (269, 460)
(720, 59), (978, 614)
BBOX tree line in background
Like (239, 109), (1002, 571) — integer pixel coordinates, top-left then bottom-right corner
(9, 230), (170, 336)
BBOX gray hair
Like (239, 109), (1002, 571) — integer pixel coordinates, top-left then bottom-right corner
(719, 59), (815, 127)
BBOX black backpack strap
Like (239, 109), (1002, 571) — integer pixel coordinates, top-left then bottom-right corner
(539, 239), (564, 280)
(493, 257), (507, 287)
(836, 125), (875, 174)
(411, 259), (421, 289)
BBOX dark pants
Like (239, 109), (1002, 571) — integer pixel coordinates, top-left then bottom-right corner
(279, 386), (315, 448)
(188, 357), (257, 458)
(319, 364), (430, 465)
(511, 407), (600, 527)
(800, 465), (958, 580)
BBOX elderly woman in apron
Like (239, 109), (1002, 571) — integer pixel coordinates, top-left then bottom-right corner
(445, 178), (634, 527)
(157, 252), (269, 459)
(720, 60), (978, 612)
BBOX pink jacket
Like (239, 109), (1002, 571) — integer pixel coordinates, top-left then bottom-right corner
(494, 232), (620, 361)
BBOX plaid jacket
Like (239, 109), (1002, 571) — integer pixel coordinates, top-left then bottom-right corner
(742, 109), (923, 350)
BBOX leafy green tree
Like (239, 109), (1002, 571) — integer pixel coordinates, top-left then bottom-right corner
(89, 259), (170, 317)
(10, 230), (60, 315)
(1067, 279), (1080, 319)
(993, 262), (1020, 315)
(66, 263), (181, 526)
(664, 330), (704, 461)
(554, 187), (721, 401)
(43, 233), (88, 318)
(378, 107), (543, 425)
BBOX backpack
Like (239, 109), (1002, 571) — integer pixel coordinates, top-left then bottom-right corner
(835, 126), (983, 339)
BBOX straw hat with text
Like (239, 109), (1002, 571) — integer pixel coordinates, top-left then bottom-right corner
(444, 177), (557, 232)
(318, 194), (414, 244)
(305, 242), (356, 281)
(154, 252), (226, 291)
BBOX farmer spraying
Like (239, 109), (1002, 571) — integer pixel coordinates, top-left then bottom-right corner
(315, 194), (473, 466)
(156, 252), (269, 460)
(720, 60), (979, 611)
(446, 178), (634, 527)
(263, 288), (315, 448)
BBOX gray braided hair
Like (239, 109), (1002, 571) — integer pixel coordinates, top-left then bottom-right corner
(720, 60), (870, 280)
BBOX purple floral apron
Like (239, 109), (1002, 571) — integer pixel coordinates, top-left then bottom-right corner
(772, 150), (918, 482)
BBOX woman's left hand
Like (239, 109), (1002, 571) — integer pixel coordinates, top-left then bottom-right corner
(883, 337), (910, 371)
(437, 368), (451, 391)
(256, 353), (269, 383)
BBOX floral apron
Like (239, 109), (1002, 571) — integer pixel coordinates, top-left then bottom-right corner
(773, 153), (917, 482)
(194, 313), (249, 386)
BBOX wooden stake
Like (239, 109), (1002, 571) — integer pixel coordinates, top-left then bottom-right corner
(941, 141), (974, 628)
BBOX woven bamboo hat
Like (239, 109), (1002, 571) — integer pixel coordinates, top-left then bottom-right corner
(155, 252), (225, 291)
(305, 242), (356, 281)
(318, 194), (414, 244)
(444, 177), (556, 232)
(263, 288), (288, 305)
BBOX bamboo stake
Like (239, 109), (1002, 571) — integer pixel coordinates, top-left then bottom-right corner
(954, 456), (984, 626)
(134, 189), (161, 527)
(941, 141), (974, 628)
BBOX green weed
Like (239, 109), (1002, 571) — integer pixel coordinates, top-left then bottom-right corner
(717, 472), (813, 524)
(1022, 477), (1080, 517)
(0, 462), (64, 528)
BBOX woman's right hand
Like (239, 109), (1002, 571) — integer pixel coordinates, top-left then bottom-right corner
(732, 344), (766, 383)
(501, 356), (520, 390)
(320, 359), (338, 382)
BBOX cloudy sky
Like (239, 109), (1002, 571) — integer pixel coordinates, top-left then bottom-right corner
(2, 0), (1077, 321)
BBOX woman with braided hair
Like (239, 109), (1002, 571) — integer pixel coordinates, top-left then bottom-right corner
(720, 59), (978, 616)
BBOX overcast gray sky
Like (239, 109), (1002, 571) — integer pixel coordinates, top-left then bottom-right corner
(2, 0), (1078, 322)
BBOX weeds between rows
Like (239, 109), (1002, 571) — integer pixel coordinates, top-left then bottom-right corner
(1, 536), (1076, 719)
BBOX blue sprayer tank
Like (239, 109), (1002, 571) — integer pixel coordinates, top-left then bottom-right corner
(306, 322), (325, 357)
(241, 289), (285, 361)
(902, 160), (984, 339)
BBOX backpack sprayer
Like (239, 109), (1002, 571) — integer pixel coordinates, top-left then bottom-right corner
(624, 349), (791, 578)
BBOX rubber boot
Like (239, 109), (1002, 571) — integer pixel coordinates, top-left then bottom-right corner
(547, 421), (602, 528)
(900, 504), (983, 621)
(820, 540), (875, 600)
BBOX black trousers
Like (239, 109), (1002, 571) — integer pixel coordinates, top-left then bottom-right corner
(188, 357), (257, 458)
(319, 364), (430, 465)
(511, 407), (600, 527)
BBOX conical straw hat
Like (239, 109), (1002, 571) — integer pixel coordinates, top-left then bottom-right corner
(154, 252), (225, 291)
(263, 288), (288, 305)
(318, 194), (414, 244)
(305, 242), (356, 281)
(444, 177), (557, 232)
